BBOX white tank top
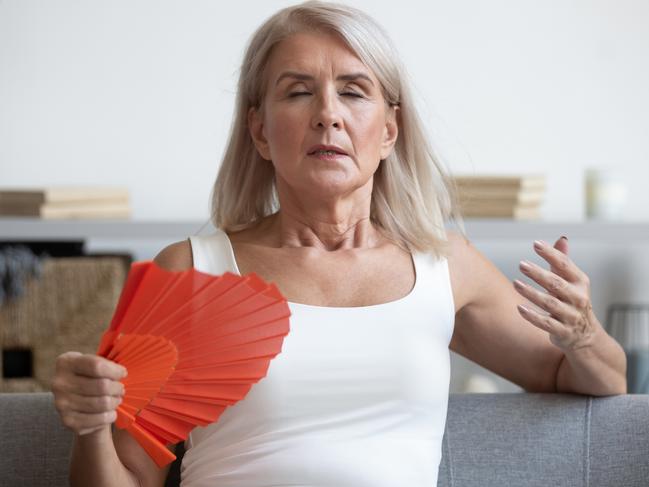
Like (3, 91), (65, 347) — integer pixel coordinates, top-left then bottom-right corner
(180, 228), (455, 487)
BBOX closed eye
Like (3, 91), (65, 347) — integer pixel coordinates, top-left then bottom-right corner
(288, 92), (364, 98)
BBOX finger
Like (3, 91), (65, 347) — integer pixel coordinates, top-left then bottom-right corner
(518, 259), (590, 307)
(519, 259), (571, 299)
(517, 303), (568, 339)
(54, 374), (125, 397)
(553, 236), (569, 255)
(64, 391), (123, 414)
(68, 354), (127, 380)
(532, 240), (582, 283)
(513, 279), (580, 322)
(61, 410), (117, 435)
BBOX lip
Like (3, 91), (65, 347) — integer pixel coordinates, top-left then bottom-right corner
(307, 144), (348, 156)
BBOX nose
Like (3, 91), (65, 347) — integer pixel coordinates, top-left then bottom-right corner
(311, 90), (343, 130)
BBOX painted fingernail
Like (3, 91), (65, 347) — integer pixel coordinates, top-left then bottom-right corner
(533, 240), (545, 249)
(560, 235), (568, 241)
(513, 279), (526, 289)
(519, 260), (532, 271)
(517, 304), (529, 313)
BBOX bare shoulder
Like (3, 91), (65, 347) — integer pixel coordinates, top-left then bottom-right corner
(153, 239), (193, 271)
(444, 229), (474, 313)
(444, 229), (497, 314)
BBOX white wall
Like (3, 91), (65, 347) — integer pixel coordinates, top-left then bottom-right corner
(2, 0), (648, 221)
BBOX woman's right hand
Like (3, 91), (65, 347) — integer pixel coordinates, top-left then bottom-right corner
(52, 351), (127, 436)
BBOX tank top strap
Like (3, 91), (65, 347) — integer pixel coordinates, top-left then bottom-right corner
(188, 231), (237, 275)
(411, 250), (456, 346)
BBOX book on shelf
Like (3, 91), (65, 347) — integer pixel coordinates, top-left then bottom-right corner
(458, 189), (544, 206)
(0, 201), (131, 219)
(459, 203), (541, 219)
(452, 174), (546, 191)
(0, 187), (131, 219)
(0, 187), (129, 205)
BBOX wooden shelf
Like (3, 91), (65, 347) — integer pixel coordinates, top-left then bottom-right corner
(1, 217), (649, 242)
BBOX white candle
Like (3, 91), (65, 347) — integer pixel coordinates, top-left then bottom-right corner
(585, 168), (628, 220)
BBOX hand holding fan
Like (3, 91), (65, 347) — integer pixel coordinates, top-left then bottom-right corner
(95, 260), (291, 467)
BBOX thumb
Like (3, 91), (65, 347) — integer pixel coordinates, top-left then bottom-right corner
(549, 236), (570, 284)
(554, 235), (569, 255)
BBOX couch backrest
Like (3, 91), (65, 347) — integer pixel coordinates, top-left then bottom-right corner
(438, 393), (649, 486)
(2, 392), (648, 487)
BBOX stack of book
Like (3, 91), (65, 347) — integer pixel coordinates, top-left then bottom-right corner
(452, 175), (545, 219)
(0, 187), (131, 219)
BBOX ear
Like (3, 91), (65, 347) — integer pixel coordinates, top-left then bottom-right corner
(379, 104), (399, 160)
(247, 106), (272, 161)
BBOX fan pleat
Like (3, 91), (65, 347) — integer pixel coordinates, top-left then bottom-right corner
(136, 414), (187, 444)
(137, 408), (196, 439)
(127, 418), (179, 463)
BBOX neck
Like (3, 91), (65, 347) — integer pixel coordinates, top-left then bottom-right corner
(266, 210), (382, 251)
(261, 177), (384, 250)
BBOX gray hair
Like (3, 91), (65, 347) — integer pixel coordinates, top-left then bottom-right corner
(210, 0), (465, 258)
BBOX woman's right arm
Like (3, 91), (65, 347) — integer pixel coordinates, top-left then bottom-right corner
(54, 240), (193, 487)
(56, 351), (175, 487)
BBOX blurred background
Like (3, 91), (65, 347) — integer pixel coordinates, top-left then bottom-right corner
(1, 0), (648, 394)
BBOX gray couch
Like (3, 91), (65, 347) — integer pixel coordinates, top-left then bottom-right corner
(2, 392), (648, 486)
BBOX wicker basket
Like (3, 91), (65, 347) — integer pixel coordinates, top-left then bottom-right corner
(0, 256), (131, 392)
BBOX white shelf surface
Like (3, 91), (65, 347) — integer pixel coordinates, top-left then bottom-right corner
(2, 217), (649, 242)
(0, 218), (213, 240)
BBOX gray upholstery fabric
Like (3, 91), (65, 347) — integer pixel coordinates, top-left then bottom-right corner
(438, 393), (649, 486)
(1, 392), (73, 486)
(1, 392), (647, 486)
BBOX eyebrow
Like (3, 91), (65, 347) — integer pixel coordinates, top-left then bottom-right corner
(275, 71), (375, 87)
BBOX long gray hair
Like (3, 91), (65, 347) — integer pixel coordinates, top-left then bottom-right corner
(210, 0), (465, 258)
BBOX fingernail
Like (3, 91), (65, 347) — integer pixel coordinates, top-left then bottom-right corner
(533, 240), (545, 249)
(519, 260), (532, 271)
(560, 235), (568, 241)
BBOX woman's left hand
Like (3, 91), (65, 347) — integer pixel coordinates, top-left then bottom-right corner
(513, 236), (600, 353)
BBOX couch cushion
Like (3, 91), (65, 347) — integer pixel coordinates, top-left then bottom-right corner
(0, 392), (72, 485)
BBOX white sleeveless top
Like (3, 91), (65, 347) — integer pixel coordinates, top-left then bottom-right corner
(180, 229), (455, 487)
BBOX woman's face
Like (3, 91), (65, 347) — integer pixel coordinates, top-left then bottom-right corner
(248, 31), (399, 200)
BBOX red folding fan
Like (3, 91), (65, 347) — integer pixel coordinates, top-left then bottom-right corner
(95, 260), (291, 467)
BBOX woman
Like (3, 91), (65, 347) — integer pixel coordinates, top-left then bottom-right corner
(53, 2), (627, 486)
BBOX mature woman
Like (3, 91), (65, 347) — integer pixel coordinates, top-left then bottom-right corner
(53, 1), (627, 486)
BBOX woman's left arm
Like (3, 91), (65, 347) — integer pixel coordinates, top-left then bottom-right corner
(514, 236), (627, 396)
